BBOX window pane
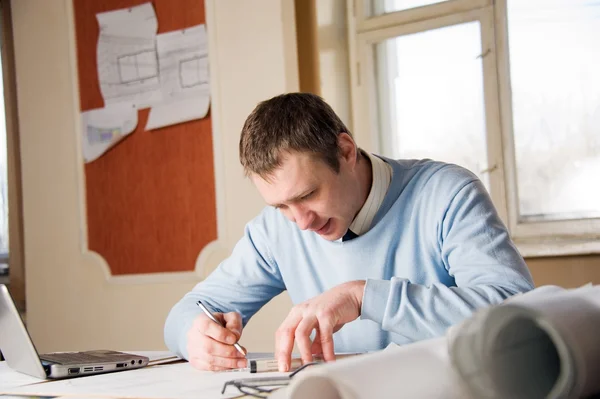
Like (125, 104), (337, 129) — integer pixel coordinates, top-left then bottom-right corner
(371, 0), (450, 16)
(0, 47), (8, 275)
(508, 0), (600, 222)
(376, 22), (489, 188)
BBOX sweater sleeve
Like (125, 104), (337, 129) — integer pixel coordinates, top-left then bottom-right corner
(361, 178), (534, 341)
(164, 220), (285, 359)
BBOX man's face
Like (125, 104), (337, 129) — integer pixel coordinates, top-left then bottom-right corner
(252, 151), (361, 241)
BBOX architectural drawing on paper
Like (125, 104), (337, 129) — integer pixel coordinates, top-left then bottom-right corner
(179, 55), (208, 88)
(95, 3), (162, 109)
(117, 50), (159, 84)
(146, 25), (211, 130)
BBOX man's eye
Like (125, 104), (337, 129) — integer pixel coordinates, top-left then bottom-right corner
(300, 192), (314, 200)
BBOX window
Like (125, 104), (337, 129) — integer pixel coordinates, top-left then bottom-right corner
(506, 0), (600, 223)
(0, 8), (8, 277)
(1, 0), (25, 311)
(349, 0), (600, 256)
(371, 0), (451, 16)
(375, 21), (490, 188)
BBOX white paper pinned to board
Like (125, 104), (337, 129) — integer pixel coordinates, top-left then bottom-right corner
(146, 24), (210, 130)
(96, 2), (162, 109)
(81, 103), (138, 163)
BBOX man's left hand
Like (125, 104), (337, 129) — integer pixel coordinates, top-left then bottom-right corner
(275, 280), (366, 372)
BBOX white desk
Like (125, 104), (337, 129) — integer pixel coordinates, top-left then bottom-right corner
(0, 351), (285, 399)
(0, 361), (43, 391)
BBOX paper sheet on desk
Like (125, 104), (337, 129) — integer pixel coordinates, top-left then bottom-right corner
(271, 337), (471, 399)
(2, 362), (285, 399)
(96, 3), (162, 109)
(146, 25), (210, 130)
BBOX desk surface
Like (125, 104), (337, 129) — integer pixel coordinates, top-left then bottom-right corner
(0, 361), (42, 391)
(0, 351), (286, 399)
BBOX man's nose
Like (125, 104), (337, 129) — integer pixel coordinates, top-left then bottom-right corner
(291, 206), (314, 230)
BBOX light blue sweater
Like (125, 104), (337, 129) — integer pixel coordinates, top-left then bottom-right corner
(164, 158), (534, 359)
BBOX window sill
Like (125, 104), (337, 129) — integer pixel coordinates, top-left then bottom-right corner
(516, 237), (600, 258)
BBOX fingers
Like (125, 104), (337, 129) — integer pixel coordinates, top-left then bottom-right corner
(310, 329), (322, 356)
(194, 313), (240, 347)
(187, 312), (247, 371)
(305, 319), (335, 363)
(276, 309), (334, 371)
(315, 317), (336, 362)
(275, 311), (302, 372)
(223, 312), (246, 356)
(189, 351), (248, 371)
(187, 332), (248, 371)
(276, 299), (344, 372)
(222, 312), (243, 340)
(295, 315), (318, 365)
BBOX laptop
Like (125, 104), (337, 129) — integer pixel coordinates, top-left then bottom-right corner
(0, 284), (149, 379)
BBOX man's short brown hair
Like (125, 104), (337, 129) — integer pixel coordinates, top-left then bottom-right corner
(239, 92), (352, 177)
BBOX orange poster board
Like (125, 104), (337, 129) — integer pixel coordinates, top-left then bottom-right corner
(73, 0), (217, 275)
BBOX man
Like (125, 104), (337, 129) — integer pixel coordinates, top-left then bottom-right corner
(164, 93), (533, 372)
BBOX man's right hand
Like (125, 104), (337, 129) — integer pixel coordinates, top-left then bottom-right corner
(186, 311), (247, 371)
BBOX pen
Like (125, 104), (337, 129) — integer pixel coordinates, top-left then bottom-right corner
(196, 301), (246, 357)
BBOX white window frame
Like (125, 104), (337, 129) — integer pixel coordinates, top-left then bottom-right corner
(348, 0), (600, 257)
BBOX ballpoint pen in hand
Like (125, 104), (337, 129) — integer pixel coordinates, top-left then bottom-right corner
(196, 301), (247, 357)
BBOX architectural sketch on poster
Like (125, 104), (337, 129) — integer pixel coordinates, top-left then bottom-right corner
(81, 103), (138, 163)
(96, 2), (162, 109)
(146, 24), (211, 130)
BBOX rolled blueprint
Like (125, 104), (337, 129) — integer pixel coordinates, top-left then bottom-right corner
(449, 285), (600, 399)
(270, 337), (471, 399)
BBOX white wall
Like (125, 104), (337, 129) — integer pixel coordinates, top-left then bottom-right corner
(12, 0), (297, 352)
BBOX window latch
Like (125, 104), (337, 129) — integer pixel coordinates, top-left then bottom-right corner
(480, 164), (498, 174)
(476, 49), (491, 59)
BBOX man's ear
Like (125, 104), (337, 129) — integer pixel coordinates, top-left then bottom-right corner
(337, 133), (358, 168)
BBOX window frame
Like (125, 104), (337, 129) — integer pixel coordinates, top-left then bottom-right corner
(348, 0), (600, 257)
(0, 0), (26, 311)
(493, 0), (600, 256)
